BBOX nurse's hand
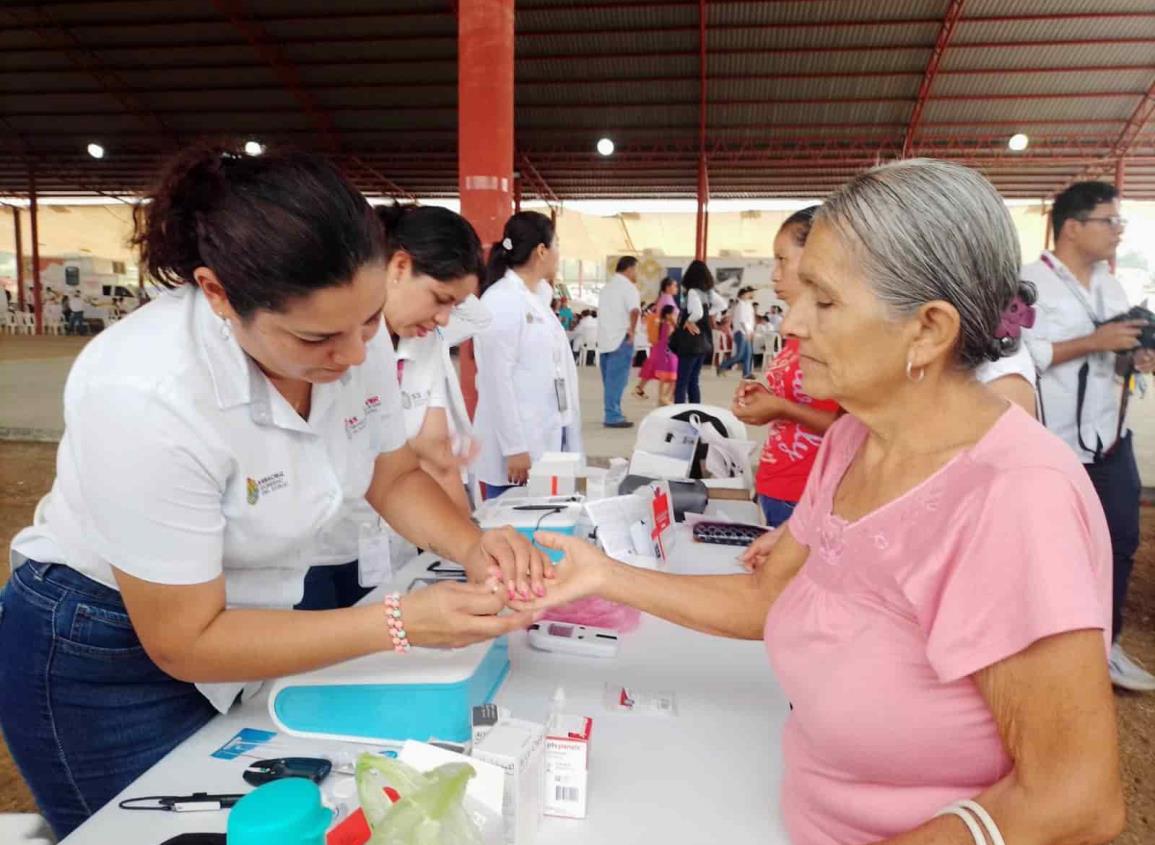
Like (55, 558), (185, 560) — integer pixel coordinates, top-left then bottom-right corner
(506, 452), (531, 485)
(503, 532), (613, 611)
(401, 580), (537, 648)
(464, 525), (555, 603)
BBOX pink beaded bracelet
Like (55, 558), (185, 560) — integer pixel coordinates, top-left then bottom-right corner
(384, 592), (411, 653)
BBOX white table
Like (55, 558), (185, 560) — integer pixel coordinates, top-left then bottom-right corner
(62, 522), (790, 845)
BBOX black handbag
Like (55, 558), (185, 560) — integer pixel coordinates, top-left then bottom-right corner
(668, 304), (709, 357)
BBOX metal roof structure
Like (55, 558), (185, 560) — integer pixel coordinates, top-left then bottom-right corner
(1, 0), (1153, 200)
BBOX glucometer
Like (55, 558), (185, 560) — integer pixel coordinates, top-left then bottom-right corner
(528, 622), (619, 658)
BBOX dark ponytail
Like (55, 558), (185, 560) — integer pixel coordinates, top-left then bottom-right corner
(375, 204), (483, 283)
(482, 211), (556, 294)
(131, 141), (383, 318)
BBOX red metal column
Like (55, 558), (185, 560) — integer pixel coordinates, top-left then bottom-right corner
(29, 167), (43, 334)
(694, 0), (708, 261)
(458, 0), (514, 419)
(1115, 157), (1126, 192)
(459, 0), (514, 247)
(13, 207), (25, 313)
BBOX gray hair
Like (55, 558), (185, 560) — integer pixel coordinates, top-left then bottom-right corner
(816, 158), (1024, 368)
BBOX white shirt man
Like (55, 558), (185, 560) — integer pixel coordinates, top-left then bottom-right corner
(1022, 183), (1155, 693)
(596, 270), (641, 354)
(731, 296), (755, 337)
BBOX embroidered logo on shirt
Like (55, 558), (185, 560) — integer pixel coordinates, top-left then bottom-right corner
(364, 394), (382, 415)
(345, 414), (367, 437)
(246, 472), (287, 505)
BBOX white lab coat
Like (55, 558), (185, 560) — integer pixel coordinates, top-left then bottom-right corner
(473, 270), (583, 486)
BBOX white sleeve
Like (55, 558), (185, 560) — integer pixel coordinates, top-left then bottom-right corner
(977, 344), (1036, 386)
(687, 290), (704, 321)
(71, 386), (226, 585)
(628, 283), (641, 312)
(474, 296), (529, 456)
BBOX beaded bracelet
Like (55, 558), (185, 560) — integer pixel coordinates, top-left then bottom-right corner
(384, 592), (411, 653)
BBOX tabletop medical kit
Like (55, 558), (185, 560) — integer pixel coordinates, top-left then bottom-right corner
(478, 499), (587, 563)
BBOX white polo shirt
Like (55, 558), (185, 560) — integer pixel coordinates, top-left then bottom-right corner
(1022, 251), (1132, 461)
(731, 299), (755, 336)
(12, 286), (408, 707)
(596, 273), (641, 353)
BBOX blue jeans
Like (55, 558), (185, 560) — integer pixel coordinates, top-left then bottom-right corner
(719, 331), (753, 378)
(758, 495), (797, 528)
(0, 560), (216, 838)
(295, 560), (371, 610)
(1084, 433), (1141, 641)
(599, 338), (634, 423)
(675, 352), (706, 404)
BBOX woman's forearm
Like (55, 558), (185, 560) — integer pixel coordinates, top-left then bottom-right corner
(874, 768), (1123, 845)
(161, 603), (390, 683)
(373, 466), (481, 570)
(600, 564), (771, 640)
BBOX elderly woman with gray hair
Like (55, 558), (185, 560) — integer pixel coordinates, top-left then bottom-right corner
(523, 160), (1123, 845)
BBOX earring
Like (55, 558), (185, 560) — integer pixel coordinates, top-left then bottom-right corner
(218, 314), (232, 341)
(905, 359), (925, 383)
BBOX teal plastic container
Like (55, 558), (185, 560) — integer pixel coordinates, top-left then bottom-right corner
(516, 523), (577, 564)
(227, 778), (330, 845)
(270, 637), (510, 743)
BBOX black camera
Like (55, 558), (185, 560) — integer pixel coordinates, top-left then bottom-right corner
(1099, 305), (1155, 351)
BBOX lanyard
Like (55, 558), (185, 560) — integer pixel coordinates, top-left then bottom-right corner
(1039, 253), (1104, 326)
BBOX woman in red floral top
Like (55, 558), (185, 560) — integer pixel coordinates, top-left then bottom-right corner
(732, 207), (840, 527)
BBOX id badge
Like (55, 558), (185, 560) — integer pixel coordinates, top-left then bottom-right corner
(358, 522), (393, 588)
(554, 378), (568, 413)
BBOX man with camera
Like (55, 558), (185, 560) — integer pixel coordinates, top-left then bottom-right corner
(1025, 180), (1155, 692)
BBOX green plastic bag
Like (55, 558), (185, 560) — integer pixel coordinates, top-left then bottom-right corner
(355, 753), (496, 845)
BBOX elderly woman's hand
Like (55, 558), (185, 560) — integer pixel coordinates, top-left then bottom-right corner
(738, 525), (784, 572)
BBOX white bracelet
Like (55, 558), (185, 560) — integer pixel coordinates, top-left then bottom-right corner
(935, 805), (986, 845)
(956, 799), (1006, 845)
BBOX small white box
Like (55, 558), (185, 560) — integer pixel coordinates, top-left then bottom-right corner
(472, 703), (511, 749)
(544, 714), (592, 819)
(472, 718), (546, 845)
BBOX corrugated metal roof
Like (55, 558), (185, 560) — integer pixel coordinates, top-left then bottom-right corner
(0, 0), (1152, 199)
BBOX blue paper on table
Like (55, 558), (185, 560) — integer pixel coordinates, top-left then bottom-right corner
(211, 728), (278, 760)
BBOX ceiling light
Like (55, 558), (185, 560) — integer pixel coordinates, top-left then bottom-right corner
(1008, 133), (1029, 152)
(244, 140), (265, 156)
(86, 143), (105, 159)
(596, 137), (615, 157)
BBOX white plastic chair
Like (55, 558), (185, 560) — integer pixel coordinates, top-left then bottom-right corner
(16, 312), (35, 335)
(575, 337), (599, 367)
(632, 403), (754, 490)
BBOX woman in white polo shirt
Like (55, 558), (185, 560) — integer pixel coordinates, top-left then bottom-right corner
(0, 145), (544, 838)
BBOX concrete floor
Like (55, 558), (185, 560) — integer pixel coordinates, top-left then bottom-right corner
(3, 333), (1153, 485)
(0, 335), (770, 457)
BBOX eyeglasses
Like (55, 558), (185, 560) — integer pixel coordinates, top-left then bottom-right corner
(1078, 215), (1127, 228)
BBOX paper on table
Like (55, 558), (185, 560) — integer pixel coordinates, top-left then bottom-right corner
(584, 494), (654, 560)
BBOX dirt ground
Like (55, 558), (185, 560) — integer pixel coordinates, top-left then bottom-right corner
(0, 440), (1153, 840)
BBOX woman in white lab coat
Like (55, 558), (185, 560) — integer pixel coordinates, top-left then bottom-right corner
(473, 212), (583, 499)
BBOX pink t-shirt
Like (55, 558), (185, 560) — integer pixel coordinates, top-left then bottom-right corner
(764, 406), (1111, 845)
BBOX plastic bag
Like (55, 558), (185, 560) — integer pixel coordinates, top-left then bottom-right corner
(542, 596), (642, 632)
(355, 753), (500, 845)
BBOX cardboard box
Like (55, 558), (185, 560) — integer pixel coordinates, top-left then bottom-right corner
(472, 718), (546, 845)
(543, 715), (592, 819)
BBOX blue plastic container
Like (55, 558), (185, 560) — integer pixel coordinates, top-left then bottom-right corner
(269, 637), (510, 744)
